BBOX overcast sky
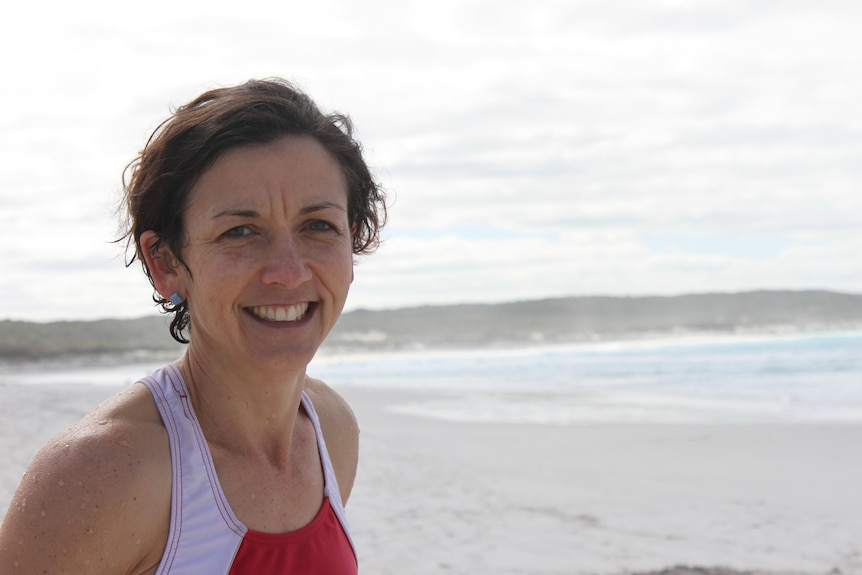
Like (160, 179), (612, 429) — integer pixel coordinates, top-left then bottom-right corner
(2, 0), (861, 321)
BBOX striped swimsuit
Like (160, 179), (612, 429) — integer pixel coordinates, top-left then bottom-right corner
(141, 364), (357, 574)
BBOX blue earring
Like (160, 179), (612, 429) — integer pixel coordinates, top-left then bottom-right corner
(169, 293), (184, 306)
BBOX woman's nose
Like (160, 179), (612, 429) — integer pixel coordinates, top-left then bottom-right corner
(260, 235), (313, 288)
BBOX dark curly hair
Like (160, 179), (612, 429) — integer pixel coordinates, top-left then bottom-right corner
(119, 78), (387, 343)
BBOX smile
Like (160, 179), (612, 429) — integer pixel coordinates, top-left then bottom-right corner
(249, 302), (310, 322)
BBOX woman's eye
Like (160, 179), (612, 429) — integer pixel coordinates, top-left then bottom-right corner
(224, 225), (252, 237)
(308, 220), (334, 232)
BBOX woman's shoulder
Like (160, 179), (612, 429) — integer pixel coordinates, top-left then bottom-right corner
(303, 377), (357, 425)
(303, 377), (359, 504)
(42, 383), (170, 481)
(0, 383), (170, 574)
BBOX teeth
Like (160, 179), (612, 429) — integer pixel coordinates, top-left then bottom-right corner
(251, 302), (309, 322)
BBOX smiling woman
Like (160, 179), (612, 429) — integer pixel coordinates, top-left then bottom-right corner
(143, 137), (357, 373)
(0, 79), (387, 575)
(122, 79), (385, 343)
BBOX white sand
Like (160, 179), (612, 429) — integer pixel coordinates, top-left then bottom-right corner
(2, 381), (860, 575)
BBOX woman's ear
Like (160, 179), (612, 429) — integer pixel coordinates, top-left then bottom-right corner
(140, 230), (185, 300)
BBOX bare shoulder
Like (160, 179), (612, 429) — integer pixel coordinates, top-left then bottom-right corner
(303, 377), (359, 504)
(0, 383), (170, 575)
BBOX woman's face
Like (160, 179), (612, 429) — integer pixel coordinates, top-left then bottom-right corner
(175, 136), (354, 371)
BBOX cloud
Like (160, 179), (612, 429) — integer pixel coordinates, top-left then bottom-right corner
(2, 1), (861, 320)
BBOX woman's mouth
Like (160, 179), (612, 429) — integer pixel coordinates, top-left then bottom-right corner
(249, 302), (311, 322)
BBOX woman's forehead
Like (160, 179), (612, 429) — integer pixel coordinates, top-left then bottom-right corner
(187, 137), (349, 215)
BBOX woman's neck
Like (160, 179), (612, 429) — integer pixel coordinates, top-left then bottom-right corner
(176, 347), (308, 460)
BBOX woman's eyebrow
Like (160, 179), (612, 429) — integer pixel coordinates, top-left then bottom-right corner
(211, 203), (345, 219)
(300, 201), (346, 215)
(212, 208), (260, 219)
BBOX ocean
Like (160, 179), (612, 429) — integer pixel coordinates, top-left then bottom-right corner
(2, 331), (861, 425)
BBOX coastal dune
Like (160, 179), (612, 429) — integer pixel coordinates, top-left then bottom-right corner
(2, 381), (859, 575)
(3, 290), (862, 359)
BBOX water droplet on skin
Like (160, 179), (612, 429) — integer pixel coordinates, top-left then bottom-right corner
(98, 420), (109, 426)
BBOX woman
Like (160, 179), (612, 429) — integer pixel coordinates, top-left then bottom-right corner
(0, 78), (386, 574)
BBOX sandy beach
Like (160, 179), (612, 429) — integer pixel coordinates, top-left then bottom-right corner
(2, 380), (860, 575)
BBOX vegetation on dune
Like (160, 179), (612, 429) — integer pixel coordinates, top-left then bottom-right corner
(1, 290), (861, 361)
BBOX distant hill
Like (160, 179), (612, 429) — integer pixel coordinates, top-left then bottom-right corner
(0, 316), (182, 362)
(325, 289), (862, 352)
(1, 290), (861, 361)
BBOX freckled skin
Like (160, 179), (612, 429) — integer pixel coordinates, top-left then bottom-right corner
(165, 136), (355, 379)
(0, 385), (171, 574)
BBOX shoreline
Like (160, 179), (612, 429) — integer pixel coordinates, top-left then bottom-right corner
(2, 381), (859, 574)
(2, 323), (861, 368)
